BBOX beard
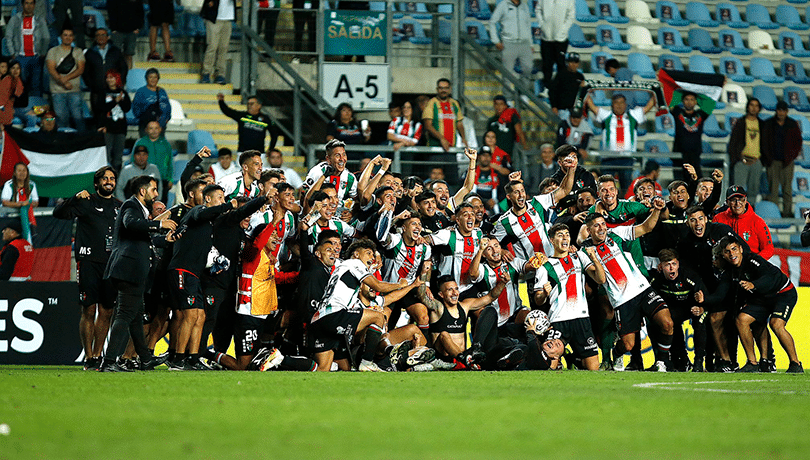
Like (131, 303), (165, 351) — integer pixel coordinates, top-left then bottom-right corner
(97, 185), (115, 197)
(144, 196), (155, 209)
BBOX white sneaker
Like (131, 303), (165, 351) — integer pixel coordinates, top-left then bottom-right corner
(412, 363), (435, 372)
(647, 360), (667, 372)
(358, 359), (387, 372)
(613, 355), (625, 372)
(406, 347), (436, 366)
(429, 359), (456, 371)
(259, 348), (284, 371)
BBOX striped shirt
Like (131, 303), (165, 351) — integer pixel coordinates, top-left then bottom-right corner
(472, 257), (527, 326)
(430, 227), (483, 290)
(535, 251), (593, 323)
(493, 192), (556, 259)
(381, 233), (431, 284)
(581, 226), (649, 308)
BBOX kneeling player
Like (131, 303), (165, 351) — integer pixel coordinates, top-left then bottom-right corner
(713, 237), (803, 373)
(534, 224), (606, 370)
(309, 238), (413, 372)
(523, 310), (566, 370)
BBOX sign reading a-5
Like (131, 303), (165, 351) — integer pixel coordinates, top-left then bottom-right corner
(324, 10), (387, 56)
(321, 63), (391, 110)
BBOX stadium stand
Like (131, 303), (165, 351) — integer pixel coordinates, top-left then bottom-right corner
(686, 2), (720, 27)
(716, 3), (748, 28)
(568, 24), (596, 48)
(627, 26), (659, 50)
(575, 0), (599, 22)
(658, 54), (684, 71)
(720, 56), (754, 83)
(595, 0), (631, 23)
(746, 4), (780, 30)
(778, 31), (810, 57)
(627, 52), (656, 78)
(751, 57), (785, 84)
(595, 24), (631, 50)
(658, 27), (692, 53)
(776, 5), (810, 30)
(718, 29), (753, 55)
(688, 29), (722, 54)
(655, 1), (689, 26)
(781, 59), (810, 84)
(626, 0), (656, 23)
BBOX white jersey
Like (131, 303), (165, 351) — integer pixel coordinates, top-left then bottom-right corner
(312, 259), (372, 322)
(209, 161), (240, 183)
(493, 193), (556, 259)
(381, 233), (432, 284)
(218, 171), (260, 199)
(248, 208), (296, 266)
(582, 226), (650, 308)
(535, 251), (593, 323)
(430, 227), (483, 291)
(306, 219), (356, 253)
(303, 162), (358, 205)
(472, 257), (528, 327)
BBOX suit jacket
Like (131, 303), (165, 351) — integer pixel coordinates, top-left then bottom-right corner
(104, 196), (162, 287)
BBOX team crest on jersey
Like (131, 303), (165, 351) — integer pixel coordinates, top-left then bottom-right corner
(187, 296), (196, 307)
(206, 295), (215, 306)
(79, 292), (86, 302)
(743, 232), (750, 240)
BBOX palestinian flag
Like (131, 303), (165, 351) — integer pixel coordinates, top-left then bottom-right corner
(0, 130), (30, 184)
(4, 127), (107, 198)
(656, 69), (725, 115)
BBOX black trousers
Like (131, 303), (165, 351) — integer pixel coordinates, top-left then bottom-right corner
(540, 40), (568, 89)
(107, 279), (150, 360)
(292, 0), (319, 53)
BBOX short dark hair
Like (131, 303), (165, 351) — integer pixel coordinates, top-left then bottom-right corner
(504, 180), (524, 195)
(415, 190), (437, 204)
(429, 180), (448, 190)
(275, 182), (294, 195)
(597, 174), (617, 187)
(260, 169), (283, 184)
(202, 184), (225, 198)
(347, 237), (376, 257)
(604, 58), (620, 70)
(633, 177), (655, 194)
(218, 148), (232, 158)
(667, 180), (688, 194)
(611, 94), (627, 103)
(436, 275), (455, 289)
(307, 190), (329, 207)
(584, 212), (604, 226)
(548, 223), (569, 238)
(437, 78), (451, 86)
(554, 144), (578, 161)
(130, 175), (156, 195)
(239, 150), (262, 166)
(315, 229), (340, 250)
(716, 235), (740, 253)
(539, 177), (559, 191)
(684, 205), (706, 218)
(455, 202), (474, 213)
(374, 186), (394, 201)
(658, 248), (679, 263)
(93, 166), (117, 187)
(184, 177), (207, 196)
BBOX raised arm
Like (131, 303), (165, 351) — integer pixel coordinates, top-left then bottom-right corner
(363, 274), (406, 294)
(467, 236), (488, 283)
(415, 261), (443, 313)
(381, 278), (423, 307)
(452, 148), (478, 208)
(552, 154), (578, 203)
(633, 195), (665, 238)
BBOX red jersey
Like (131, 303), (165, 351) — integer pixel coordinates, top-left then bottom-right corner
(0, 238), (33, 280)
(714, 204), (774, 259)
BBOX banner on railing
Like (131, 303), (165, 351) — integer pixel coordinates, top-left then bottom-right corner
(323, 10), (387, 56)
(772, 248), (810, 286)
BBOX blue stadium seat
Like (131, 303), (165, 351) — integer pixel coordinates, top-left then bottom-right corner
(703, 114), (729, 137)
(83, 7), (107, 31)
(658, 27), (691, 53)
(716, 3), (748, 28)
(701, 141), (714, 154)
(655, 1), (689, 26)
(655, 113), (675, 136)
(369, 2), (390, 11)
(719, 56), (754, 83)
(785, 87), (810, 112)
(126, 68), (147, 92)
(398, 2), (431, 19)
(590, 51), (614, 76)
(658, 54), (684, 71)
(792, 114), (810, 140)
(794, 171), (810, 196)
(776, 5), (810, 30)
(753, 85), (778, 110)
(778, 31), (810, 57)
(464, 20), (493, 46)
(398, 17), (433, 44)
(645, 139), (671, 153)
(587, 116), (602, 135)
(575, 0), (599, 22)
(688, 29), (722, 54)
(724, 112), (744, 131)
(750, 57), (785, 83)
(172, 159), (188, 183)
(627, 53), (656, 79)
(795, 201), (810, 219)
(595, 0), (630, 23)
(688, 55), (716, 73)
(781, 59), (810, 84)
(718, 29), (753, 55)
(757, 201), (789, 228)
(187, 130), (218, 158)
(686, 2), (719, 27)
(595, 24), (631, 50)
(438, 16), (452, 44)
(747, 4), (780, 30)
(438, 4), (453, 13)
(568, 24), (594, 48)
(465, 0), (491, 19)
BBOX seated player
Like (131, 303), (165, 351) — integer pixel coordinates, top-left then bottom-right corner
(651, 249), (708, 372)
(414, 261), (511, 370)
(534, 223), (606, 370)
(712, 237), (803, 374)
(308, 238), (414, 372)
(581, 197), (676, 372)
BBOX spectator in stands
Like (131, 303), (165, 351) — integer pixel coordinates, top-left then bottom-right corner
(482, 129), (512, 198)
(550, 52), (585, 117)
(45, 27), (86, 132)
(84, 28), (128, 129)
(52, 0), (84, 48)
(535, 0), (575, 94)
(714, 185), (774, 259)
(604, 58), (633, 82)
(108, 0), (144, 69)
(132, 68), (171, 136)
(424, 78), (467, 185)
(762, 101), (802, 218)
(489, 0), (534, 82)
(387, 102), (401, 121)
(266, 148), (304, 189)
(728, 98), (764, 204)
(485, 95), (527, 158)
(625, 160), (662, 199)
(5, 0), (48, 98)
(147, 0), (175, 62)
(536, 143), (558, 184)
(0, 59), (24, 127)
(327, 103), (370, 161)
(35, 110), (57, 134)
(134, 121), (173, 202)
(293, 0), (319, 60)
(1, 163), (39, 225)
(209, 148), (240, 182)
(258, 0), (280, 47)
(387, 100), (422, 151)
(201, 0), (235, 84)
(584, 92), (656, 193)
(217, 92), (277, 152)
(555, 110), (592, 156)
(671, 91), (708, 180)
(801, 211), (810, 247)
(8, 61), (38, 128)
(96, 70), (131, 173)
(115, 145), (163, 201)
(0, 218), (33, 281)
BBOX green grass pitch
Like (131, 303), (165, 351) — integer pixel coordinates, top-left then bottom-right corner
(1, 367), (809, 459)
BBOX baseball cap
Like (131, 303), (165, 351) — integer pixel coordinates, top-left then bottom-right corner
(726, 185), (746, 199)
(565, 52), (580, 62)
(2, 219), (22, 235)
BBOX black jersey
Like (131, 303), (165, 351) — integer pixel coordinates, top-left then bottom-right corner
(675, 222), (745, 290)
(429, 304), (467, 334)
(168, 202), (234, 277)
(421, 212), (451, 234)
(52, 193), (121, 263)
(651, 267), (706, 316)
(709, 252), (792, 306)
(294, 228), (334, 319)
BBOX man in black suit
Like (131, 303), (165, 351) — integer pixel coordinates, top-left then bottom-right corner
(100, 175), (177, 372)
